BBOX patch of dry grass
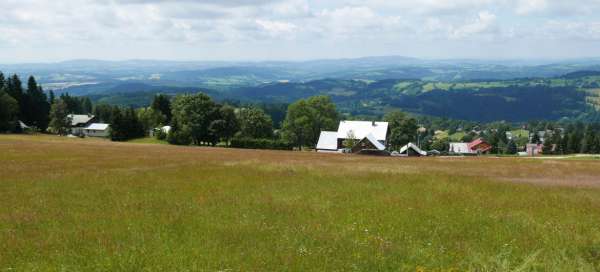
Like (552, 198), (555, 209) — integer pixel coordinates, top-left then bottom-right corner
(1, 134), (600, 271)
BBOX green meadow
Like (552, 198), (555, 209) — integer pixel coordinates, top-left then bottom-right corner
(1, 135), (600, 271)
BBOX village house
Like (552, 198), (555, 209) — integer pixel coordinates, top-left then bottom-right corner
(68, 114), (96, 135)
(449, 138), (492, 155)
(317, 120), (389, 154)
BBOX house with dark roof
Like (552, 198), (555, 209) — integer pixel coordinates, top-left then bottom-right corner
(68, 114), (96, 135)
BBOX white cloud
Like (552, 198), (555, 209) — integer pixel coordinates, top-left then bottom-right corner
(449, 11), (498, 39)
(2, 0), (600, 61)
(515, 0), (548, 15)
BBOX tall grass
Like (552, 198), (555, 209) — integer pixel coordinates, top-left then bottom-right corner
(1, 135), (600, 271)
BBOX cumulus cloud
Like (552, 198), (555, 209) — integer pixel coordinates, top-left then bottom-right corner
(1, 0), (600, 61)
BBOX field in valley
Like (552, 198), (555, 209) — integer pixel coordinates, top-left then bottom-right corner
(1, 135), (600, 271)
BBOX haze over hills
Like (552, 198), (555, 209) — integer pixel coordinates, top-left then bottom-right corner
(3, 56), (600, 122)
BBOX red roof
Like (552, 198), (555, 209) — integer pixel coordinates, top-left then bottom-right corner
(468, 138), (492, 152)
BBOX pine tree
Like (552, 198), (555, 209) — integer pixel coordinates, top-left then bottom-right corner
(6, 75), (26, 122)
(48, 90), (55, 105)
(26, 76), (50, 131)
(566, 133), (581, 155)
(543, 134), (555, 154)
(151, 94), (172, 123)
(593, 135), (600, 154)
(82, 97), (93, 114)
(531, 132), (541, 144)
(0, 72), (5, 90)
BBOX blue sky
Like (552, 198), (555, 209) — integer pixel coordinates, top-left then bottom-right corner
(2, 0), (600, 62)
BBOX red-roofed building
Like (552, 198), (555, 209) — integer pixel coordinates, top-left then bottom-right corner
(468, 138), (493, 154)
(450, 138), (492, 155)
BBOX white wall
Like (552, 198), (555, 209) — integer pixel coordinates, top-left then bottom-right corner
(85, 129), (109, 137)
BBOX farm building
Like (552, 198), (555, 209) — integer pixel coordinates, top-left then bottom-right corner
(84, 123), (110, 137)
(316, 120), (389, 153)
(68, 114), (96, 135)
(449, 138), (492, 155)
(399, 143), (427, 157)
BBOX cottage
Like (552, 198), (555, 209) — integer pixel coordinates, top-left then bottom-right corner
(84, 123), (110, 137)
(68, 114), (95, 135)
(316, 120), (389, 153)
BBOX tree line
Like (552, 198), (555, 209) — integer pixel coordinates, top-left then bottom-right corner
(0, 73), (50, 132)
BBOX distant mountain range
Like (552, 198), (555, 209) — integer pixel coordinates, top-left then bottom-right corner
(3, 56), (600, 122)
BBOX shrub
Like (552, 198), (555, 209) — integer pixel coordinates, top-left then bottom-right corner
(167, 128), (192, 146)
(230, 137), (293, 150)
(155, 129), (167, 140)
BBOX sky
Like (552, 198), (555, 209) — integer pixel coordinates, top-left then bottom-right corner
(2, 0), (600, 62)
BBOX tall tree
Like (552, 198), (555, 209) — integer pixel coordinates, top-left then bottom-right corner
(6, 75), (26, 121)
(137, 107), (166, 134)
(49, 100), (71, 135)
(237, 107), (273, 139)
(211, 105), (239, 146)
(26, 76), (50, 130)
(151, 94), (172, 123)
(171, 93), (219, 145)
(385, 110), (418, 150)
(530, 132), (541, 144)
(281, 95), (338, 148)
(93, 104), (115, 123)
(0, 90), (19, 132)
(109, 107), (144, 141)
(82, 97), (93, 114)
(48, 90), (55, 105)
(0, 72), (6, 91)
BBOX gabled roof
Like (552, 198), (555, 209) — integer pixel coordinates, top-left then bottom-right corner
(85, 123), (109, 131)
(364, 133), (386, 151)
(18, 120), (30, 129)
(399, 142), (427, 156)
(468, 138), (492, 152)
(68, 114), (95, 126)
(316, 131), (338, 150)
(467, 138), (486, 149)
(337, 120), (388, 141)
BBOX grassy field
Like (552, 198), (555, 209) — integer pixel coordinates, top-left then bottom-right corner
(2, 135), (600, 271)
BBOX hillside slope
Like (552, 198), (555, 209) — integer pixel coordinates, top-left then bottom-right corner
(1, 135), (600, 270)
